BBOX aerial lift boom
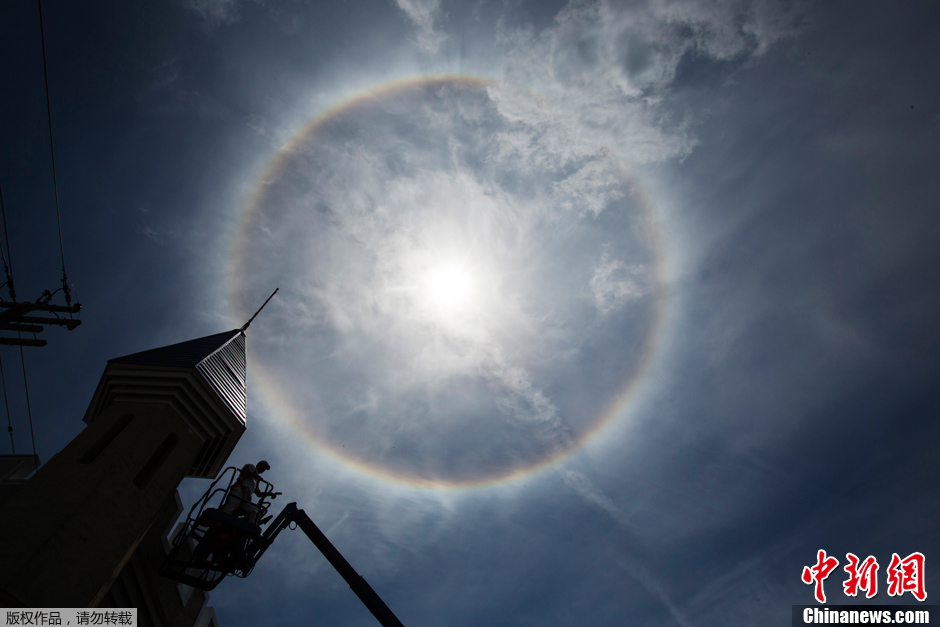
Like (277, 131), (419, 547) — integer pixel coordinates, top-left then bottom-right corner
(262, 502), (404, 627)
(159, 467), (405, 627)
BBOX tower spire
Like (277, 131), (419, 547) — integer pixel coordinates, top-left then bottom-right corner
(241, 287), (278, 332)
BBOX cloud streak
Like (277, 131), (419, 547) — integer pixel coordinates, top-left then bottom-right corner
(491, 0), (805, 170)
(561, 467), (694, 626)
(183, 0), (242, 25)
(394, 0), (447, 53)
(591, 254), (651, 314)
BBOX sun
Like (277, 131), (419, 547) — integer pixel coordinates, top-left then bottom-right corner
(424, 262), (474, 312)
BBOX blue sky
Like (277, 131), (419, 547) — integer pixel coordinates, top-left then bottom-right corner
(2, 0), (939, 625)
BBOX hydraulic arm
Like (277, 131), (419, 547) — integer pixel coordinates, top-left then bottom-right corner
(159, 468), (405, 627)
(261, 503), (405, 627)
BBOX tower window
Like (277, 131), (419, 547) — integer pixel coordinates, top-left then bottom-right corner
(134, 434), (179, 489)
(79, 414), (133, 464)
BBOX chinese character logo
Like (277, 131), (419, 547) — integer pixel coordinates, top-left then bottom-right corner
(802, 549), (840, 603)
(887, 552), (926, 601)
(843, 553), (879, 598)
(802, 550), (928, 603)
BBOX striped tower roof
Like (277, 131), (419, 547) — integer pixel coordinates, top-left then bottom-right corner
(83, 329), (247, 478)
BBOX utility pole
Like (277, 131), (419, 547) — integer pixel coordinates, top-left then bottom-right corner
(0, 293), (81, 347)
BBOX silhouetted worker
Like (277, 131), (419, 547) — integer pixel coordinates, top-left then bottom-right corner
(222, 460), (278, 525)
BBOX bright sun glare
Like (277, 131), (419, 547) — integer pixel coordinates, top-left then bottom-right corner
(424, 263), (473, 312)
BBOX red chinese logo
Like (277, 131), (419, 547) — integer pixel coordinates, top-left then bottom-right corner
(803, 550), (928, 602)
(887, 552), (926, 601)
(802, 549), (840, 603)
(843, 553), (879, 599)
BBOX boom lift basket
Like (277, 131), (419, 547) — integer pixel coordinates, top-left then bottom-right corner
(159, 467), (406, 626)
(159, 466), (277, 590)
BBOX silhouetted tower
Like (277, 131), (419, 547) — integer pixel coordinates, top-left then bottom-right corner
(0, 329), (247, 610)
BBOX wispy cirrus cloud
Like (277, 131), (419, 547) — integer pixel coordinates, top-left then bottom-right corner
(183, 0), (242, 25)
(394, 0), (447, 53)
(590, 254), (651, 314)
(491, 0), (806, 169)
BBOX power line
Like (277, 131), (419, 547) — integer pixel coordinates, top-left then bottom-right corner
(37, 0), (72, 307)
(0, 182), (15, 302)
(0, 2), (83, 459)
(17, 335), (36, 457)
(0, 1), (82, 351)
(1, 350), (14, 455)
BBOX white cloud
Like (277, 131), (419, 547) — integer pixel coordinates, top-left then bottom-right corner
(619, 557), (695, 627)
(184, 0), (242, 25)
(491, 0), (804, 168)
(590, 254), (650, 314)
(485, 352), (571, 450)
(394, 0), (447, 53)
(561, 468), (625, 523)
(560, 467), (693, 626)
(553, 157), (626, 216)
